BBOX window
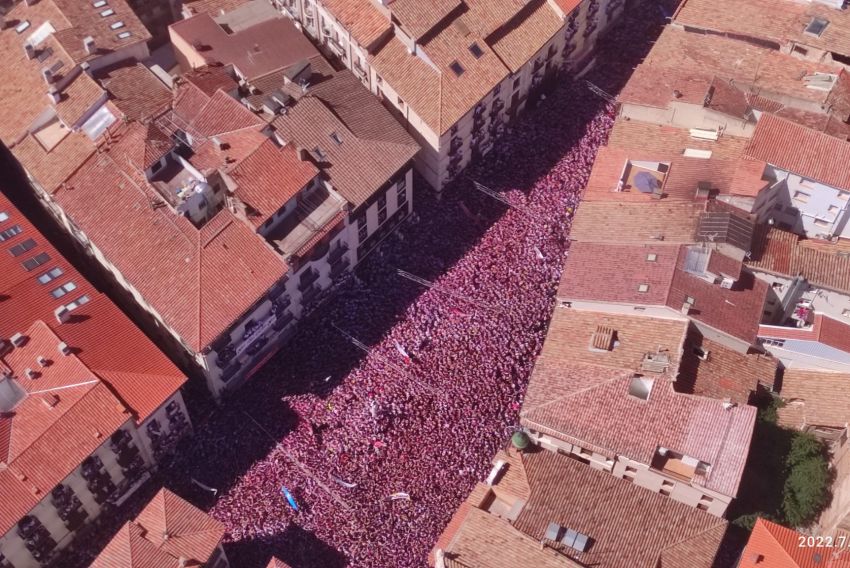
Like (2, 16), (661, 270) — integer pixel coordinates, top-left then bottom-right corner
(839, 191), (850, 201)
(100, 8), (115, 16)
(150, 160), (163, 174)
(805, 16), (829, 37)
(397, 182), (407, 208)
(0, 225), (22, 241)
(450, 124), (458, 136)
(9, 239), (36, 257)
(50, 282), (77, 299)
(814, 218), (831, 228)
(0, 212), (8, 222)
(117, 31), (132, 39)
(64, 295), (90, 312)
(842, 309), (850, 319)
(660, 479), (674, 496)
(22, 252), (50, 271)
(637, 283), (649, 293)
(646, 253), (657, 262)
(449, 60), (465, 77)
(110, 21), (124, 29)
(793, 190), (810, 203)
(468, 42), (484, 58)
(378, 195), (387, 224)
(38, 267), (63, 284)
(358, 219), (368, 242)
(762, 338), (785, 348)
(330, 131), (343, 145)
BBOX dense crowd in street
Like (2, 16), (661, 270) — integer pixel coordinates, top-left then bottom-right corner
(55, 3), (672, 567)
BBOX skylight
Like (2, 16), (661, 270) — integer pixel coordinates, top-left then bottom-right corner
(117, 31), (132, 39)
(449, 60), (465, 77)
(100, 8), (115, 17)
(110, 21), (125, 30)
(330, 131), (343, 145)
(468, 42), (483, 58)
(0, 212), (7, 222)
(15, 20), (31, 34)
(805, 16), (829, 37)
(93, 0), (108, 6)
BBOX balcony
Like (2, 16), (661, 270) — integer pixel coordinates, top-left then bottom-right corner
(328, 243), (348, 264)
(301, 283), (321, 304)
(353, 62), (368, 79)
(533, 58), (544, 73)
(449, 136), (463, 155)
(267, 185), (346, 260)
(330, 256), (350, 278)
(327, 36), (345, 57)
(298, 269), (320, 292)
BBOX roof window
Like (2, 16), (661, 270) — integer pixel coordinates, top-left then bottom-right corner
(646, 253), (657, 262)
(637, 283), (649, 293)
(0, 225), (22, 242)
(805, 16), (829, 37)
(0, 212), (7, 222)
(449, 60), (465, 77)
(100, 8), (115, 17)
(64, 295), (90, 312)
(50, 282), (77, 299)
(93, 0), (108, 6)
(468, 42), (483, 58)
(330, 131), (343, 145)
(9, 238), (36, 257)
(110, 21), (124, 29)
(22, 252), (50, 271)
(15, 21), (31, 34)
(38, 267), (64, 284)
(117, 31), (132, 39)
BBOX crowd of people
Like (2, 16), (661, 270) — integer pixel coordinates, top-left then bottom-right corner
(57, 3), (672, 567)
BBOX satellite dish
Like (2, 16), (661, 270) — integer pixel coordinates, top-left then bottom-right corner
(633, 171), (660, 194)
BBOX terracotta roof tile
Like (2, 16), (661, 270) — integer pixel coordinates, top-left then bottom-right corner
(678, 332), (778, 404)
(486, 0), (564, 73)
(748, 226), (850, 296)
(777, 369), (850, 429)
(230, 140), (319, 227)
(323, 0), (392, 47)
(169, 13), (319, 81)
(11, 131), (96, 194)
(182, 0), (252, 17)
(523, 311), (757, 497)
(390, 0), (461, 39)
(0, 192), (186, 426)
(94, 489), (226, 567)
(559, 242), (680, 304)
(53, 72), (106, 127)
(739, 517), (850, 568)
(190, 89), (265, 137)
(607, 120), (750, 160)
(266, 558), (294, 568)
(745, 113), (850, 190)
(532, 308), (688, 373)
(97, 63), (173, 121)
(569, 201), (704, 244)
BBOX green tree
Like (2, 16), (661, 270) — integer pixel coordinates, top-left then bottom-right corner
(782, 433), (831, 527)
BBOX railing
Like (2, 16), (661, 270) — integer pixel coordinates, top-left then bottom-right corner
(299, 269), (320, 291)
(328, 243), (348, 263)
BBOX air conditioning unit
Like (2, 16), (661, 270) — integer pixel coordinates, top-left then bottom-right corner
(720, 276), (735, 289)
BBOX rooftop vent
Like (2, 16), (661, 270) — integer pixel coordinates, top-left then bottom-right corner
(695, 181), (712, 199)
(57, 341), (71, 356)
(36, 356), (49, 368)
(41, 67), (54, 85)
(83, 36), (95, 55)
(589, 325), (616, 351)
(41, 394), (59, 408)
(24, 368), (38, 380)
(10, 333), (27, 348)
(24, 43), (36, 60)
(628, 376), (654, 401)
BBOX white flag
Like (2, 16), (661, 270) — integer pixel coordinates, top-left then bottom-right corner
(393, 340), (410, 359)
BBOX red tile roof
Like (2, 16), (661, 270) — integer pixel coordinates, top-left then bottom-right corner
(0, 192), (186, 423)
(777, 369), (850, 430)
(569, 201), (705, 244)
(266, 558), (294, 568)
(608, 120), (750, 160)
(55, 126), (288, 351)
(324, 0), (392, 47)
(760, 314), (850, 355)
(438, 449), (728, 568)
(229, 140), (319, 227)
(0, 322), (131, 535)
(559, 242), (680, 304)
(739, 517), (850, 568)
(169, 13), (320, 81)
(523, 311), (757, 497)
(745, 114), (850, 190)
(97, 63), (173, 122)
(93, 489), (226, 567)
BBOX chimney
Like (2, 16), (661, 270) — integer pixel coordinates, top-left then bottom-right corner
(24, 368), (38, 380)
(212, 136), (226, 151)
(54, 306), (71, 323)
(0, 16), (5, 30)
(10, 333), (26, 347)
(24, 43), (35, 60)
(296, 147), (309, 161)
(83, 36), (96, 56)
(42, 67), (54, 85)
(41, 394), (60, 408)
(57, 341), (72, 356)
(163, 531), (170, 541)
(47, 86), (61, 105)
(178, 556), (189, 568)
(36, 356), (49, 367)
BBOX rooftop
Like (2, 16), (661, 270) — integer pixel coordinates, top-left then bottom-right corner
(368, 0), (566, 136)
(739, 517), (850, 568)
(523, 310), (757, 497)
(92, 489), (226, 567)
(674, 0), (850, 60)
(435, 448), (729, 568)
(607, 120), (750, 160)
(777, 368), (850, 430)
(568, 201), (706, 244)
(747, 225), (850, 297)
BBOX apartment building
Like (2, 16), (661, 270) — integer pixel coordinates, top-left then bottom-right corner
(92, 489), (228, 568)
(519, 307), (757, 518)
(430, 446), (729, 568)
(0, 194), (189, 568)
(270, 0), (626, 190)
(617, 26), (850, 139)
(0, 2), (417, 398)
